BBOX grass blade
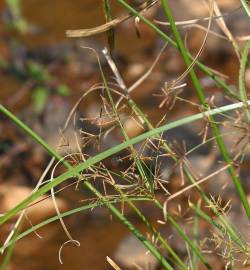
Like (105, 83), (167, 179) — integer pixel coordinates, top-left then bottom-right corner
(161, 0), (250, 220)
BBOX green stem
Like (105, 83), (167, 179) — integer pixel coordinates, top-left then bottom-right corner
(101, 55), (180, 268)
(129, 98), (247, 252)
(101, 47), (210, 268)
(84, 182), (173, 270)
(189, 202), (247, 251)
(241, 0), (250, 18)
(124, 196), (187, 270)
(239, 40), (250, 121)
(161, 0), (250, 221)
(191, 201), (201, 270)
(1, 197), (152, 250)
(154, 200), (212, 270)
(115, 0), (238, 99)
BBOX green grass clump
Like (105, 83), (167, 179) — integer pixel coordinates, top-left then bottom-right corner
(1, 1), (250, 269)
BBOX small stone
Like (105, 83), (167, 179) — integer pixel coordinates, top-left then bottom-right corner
(114, 234), (159, 270)
(123, 116), (145, 138)
(0, 184), (68, 225)
(125, 63), (146, 81)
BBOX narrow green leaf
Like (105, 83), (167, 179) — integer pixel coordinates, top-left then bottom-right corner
(241, 0), (250, 18)
(103, 0), (115, 52)
(0, 100), (249, 225)
(239, 40), (250, 120)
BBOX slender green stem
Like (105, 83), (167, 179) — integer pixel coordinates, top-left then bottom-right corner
(116, 0), (250, 243)
(189, 202), (247, 251)
(108, 1), (250, 260)
(239, 40), (250, 121)
(102, 53), (205, 268)
(123, 196), (188, 270)
(100, 55), (180, 268)
(0, 105), (62, 162)
(0, 197), (152, 250)
(81, 182), (174, 269)
(103, 0), (115, 51)
(161, 0), (205, 103)
(161, 0), (250, 220)
(191, 201), (201, 270)
(130, 97), (247, 252)
(241, 0), (250, 17)
(99, 47), (210, 268)
(116, 3), (246, 221)
(154, 200), (212, 270)
(115, 0), (238, 99)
